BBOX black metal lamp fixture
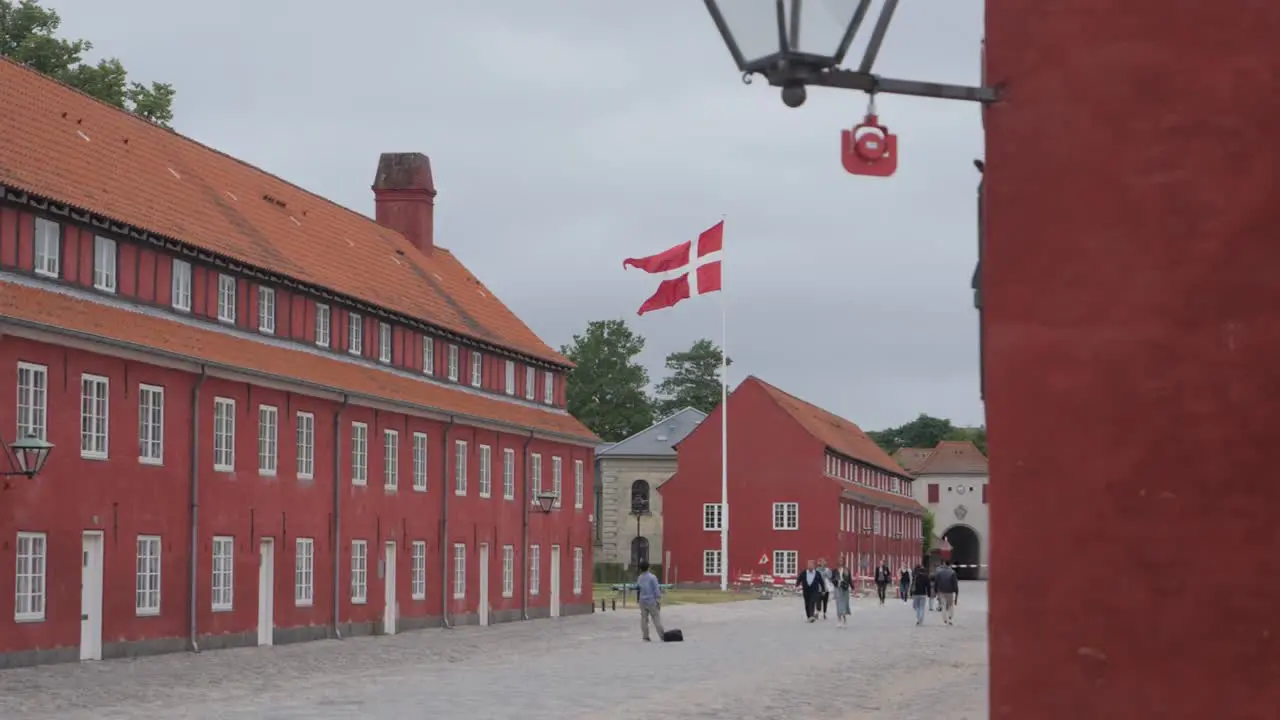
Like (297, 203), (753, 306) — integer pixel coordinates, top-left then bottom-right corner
(702, 0), (997, 107)
(2, 434), (54, 480)
(535, 491), (558, 514)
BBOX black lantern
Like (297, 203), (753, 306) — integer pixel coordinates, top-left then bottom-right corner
(702, 0), (997, 106)
(4, 434), (54, 479)
(535, 491), (558, 514)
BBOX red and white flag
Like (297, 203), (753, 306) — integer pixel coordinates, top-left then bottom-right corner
(622, 221), (724, 315)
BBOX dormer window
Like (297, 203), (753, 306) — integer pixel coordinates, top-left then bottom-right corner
(348, 312), (362, 355)
(542, 371), (554, 405)
(525, 364), (536, 400)
(422, 336), (435, 376)
(504, 360), (515, 395)
(216, 273), (236, 322)
(470, 351), (483, 387)
(447, 344), (459, 382)
(378, 322), (392, 363)
(315, 304), (331, 347)
(258, 287), (276, 334)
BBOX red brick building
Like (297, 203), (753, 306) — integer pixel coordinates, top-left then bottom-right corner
(0, 58), (597, 668)
(660, 376), (923, 587)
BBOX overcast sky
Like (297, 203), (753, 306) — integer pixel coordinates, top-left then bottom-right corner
(45, 0), (985, 430)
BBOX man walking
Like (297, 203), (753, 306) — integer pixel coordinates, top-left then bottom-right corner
(933, 560), (960, 625)
(796, 559), (825, 622)
(636, 561), (666, 641)
(874, 561), (891, 606)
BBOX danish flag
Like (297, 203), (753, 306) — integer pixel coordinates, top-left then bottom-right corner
(623, 221), (724, 315)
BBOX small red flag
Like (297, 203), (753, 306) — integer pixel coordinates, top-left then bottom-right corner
(623, 221), (723, 315)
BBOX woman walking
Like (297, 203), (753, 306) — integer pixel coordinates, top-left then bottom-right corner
(833, 561), (854, 627)
(817, 558), (833, 619)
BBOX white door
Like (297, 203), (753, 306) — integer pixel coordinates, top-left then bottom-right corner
(550, 545), (561, 618)
(257, 538), (275, 647)
(383, 541), (397, 635)
(80, 532), (104, 661)
(478, 543), (490, 627)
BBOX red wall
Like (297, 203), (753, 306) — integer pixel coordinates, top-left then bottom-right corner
(984, 2), (1280, 717)
(662, 381), (837, 584)
(0, 335), (594, 659)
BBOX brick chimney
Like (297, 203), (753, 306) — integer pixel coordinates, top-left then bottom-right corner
(372, 152), (436, 254)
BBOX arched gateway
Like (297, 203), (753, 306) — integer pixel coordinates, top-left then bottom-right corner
(942, 525), (981, 580)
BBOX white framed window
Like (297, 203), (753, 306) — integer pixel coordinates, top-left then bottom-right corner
(138, 384), (164, 464)
(773, 550), (798, 577)
(351, 540), (368, 603)
(502, 449), (515, 500)
(470, 351), (483, 387)
(772, 502), (799, 530)
(33, 217), (60, 278)
(478, 445), (492, 498)
(874, 510), (881, 535)
(257, 287), (276, 334)
(348, 312), (363, 355)
(384, 429), (399, 490)
(216, 273), (236, 322)
(16, 362), (48, 442)
(703, 550), (722, 576)
(135, 535), (161, 616)
(213, 398), (235, 471)
(171, 258), (192, 311)
(315, 304), (331, 347)
(296, 412), (315, 479)
(447, 344), (459, 381)
(452, 543), (466, 599)
(80, 374), (109, 459)
(212, 536), (234, 611)
(703, 503), (723, 531)
(422, 336), (435, 376)
(504, 360), (515, 395)
(379, 322), (392, 363)
(295, 538), (314, 606)
(529, 544), (541, 596)
(501, 545), (514, 597)
(525, 364), (536, 400)
(573, 547), (584, 595)
(542, 371), (555, 404)
(531, 453), (542, 496)
(258, 405), (278, 475)
(574, 460), (584, 509)
(412, 432), (428, 491)
(93, 235), (117, 292)
(14, 532), (46, 621)
(351, 422), (368, 485)
(411, 541), (427, 600)
(454, 439), (467, 495)
(551, 456), (562, 508)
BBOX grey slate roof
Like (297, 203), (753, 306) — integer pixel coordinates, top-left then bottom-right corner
(595, 408), (708, 458)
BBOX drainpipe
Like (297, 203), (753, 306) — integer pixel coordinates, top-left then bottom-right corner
(332, 394), (350, 639)
(440, 416), (456, 628)
(520, 430), (535, 621)
(187, 365), (208, 653)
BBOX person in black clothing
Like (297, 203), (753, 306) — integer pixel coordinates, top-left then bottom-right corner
(795, 560), (826, 622)
(816, 558), (832, 619)
(899, 568), (911, 602)
(874, 562), (891, 605)
(910, 563), (931, 625)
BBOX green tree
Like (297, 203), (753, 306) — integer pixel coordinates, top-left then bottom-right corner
(866, 413), (956, 453)
(1, 0), (176, 125)
(561, 319), (654, 442)
(653, 338), (728, 417)
(943, 425), (987, 455)
(921, 510), (936, 554)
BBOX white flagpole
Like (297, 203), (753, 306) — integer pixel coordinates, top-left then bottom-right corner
(719, 220), (729, 592)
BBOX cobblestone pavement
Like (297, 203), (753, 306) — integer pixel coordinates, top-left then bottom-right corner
(0, 583), (988, 720)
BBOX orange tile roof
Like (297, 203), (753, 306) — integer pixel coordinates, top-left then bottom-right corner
(891, 447), (935, 475)
(748, 376), (910, 477)
(915, 441), (988, 475)
(0, 57), (567, 367)
(0, 280), (597, 444)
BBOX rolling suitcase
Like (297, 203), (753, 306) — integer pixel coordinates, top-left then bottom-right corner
(662, 629), (683, 642)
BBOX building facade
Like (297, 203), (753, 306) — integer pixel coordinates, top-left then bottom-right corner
(661, 377), (924, 587)
(0, 58), (597, 668)
(894, 441), (990, 579)
(593, 408), (707, 580)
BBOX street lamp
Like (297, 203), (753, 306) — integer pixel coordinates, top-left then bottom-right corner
(534, 491), (558, 514)
(703, 0), (997, 106)
(2, 434), (54, 480)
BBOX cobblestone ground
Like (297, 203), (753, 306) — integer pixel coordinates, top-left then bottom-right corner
(0, 583), (988, 720)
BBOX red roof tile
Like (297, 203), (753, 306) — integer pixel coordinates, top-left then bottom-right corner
(891, 447), (935, 475)
(915, 441), (988, 475)
(0, 281), (597, 443)
(0, 57), (567, 366)
(748, 376), (910, 477)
